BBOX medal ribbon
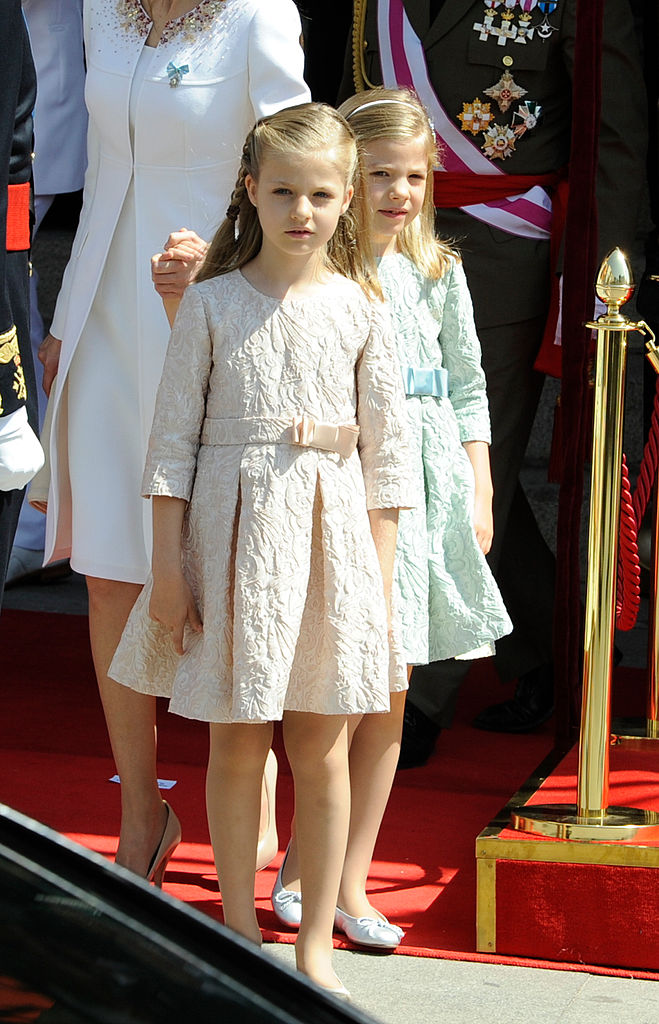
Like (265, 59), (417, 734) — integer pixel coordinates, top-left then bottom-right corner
(376, 0), (552, 240)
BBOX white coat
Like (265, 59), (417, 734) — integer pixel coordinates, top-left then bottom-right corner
(44, 0), (309, 566)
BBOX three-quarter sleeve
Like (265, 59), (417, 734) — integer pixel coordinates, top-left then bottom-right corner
(356, 303), (415, 510)
(142, 284), (212, 500)
(433, 260), (491, 445)
(247, 0), (310, 120)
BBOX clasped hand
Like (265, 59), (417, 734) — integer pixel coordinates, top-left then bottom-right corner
(151, 227), (208, 297)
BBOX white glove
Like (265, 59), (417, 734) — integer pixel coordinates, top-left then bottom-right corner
(0, 405), (45, 491)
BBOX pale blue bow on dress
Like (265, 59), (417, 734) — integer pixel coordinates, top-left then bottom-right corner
(402, 365), (449, 397)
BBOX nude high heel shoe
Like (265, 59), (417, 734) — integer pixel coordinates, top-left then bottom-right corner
(256, 748), (279, 872)
(146, 801), (181, 888)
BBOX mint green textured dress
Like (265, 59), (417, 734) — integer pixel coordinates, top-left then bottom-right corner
(379, 253), (512, 665)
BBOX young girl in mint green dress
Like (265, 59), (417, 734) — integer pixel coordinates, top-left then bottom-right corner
(343, 87), (511, 667)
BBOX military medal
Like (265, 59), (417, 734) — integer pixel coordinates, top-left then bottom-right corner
(484, 70), (527, 112)
(457, 98), (495, 134)
(482, 123), (517, 160)
(497, 9), (518, 44)
(473, 8), (498, 42)
(537, 0), (559, 40)
(512, 101), (542, 136)
(515, 0), (537, 43)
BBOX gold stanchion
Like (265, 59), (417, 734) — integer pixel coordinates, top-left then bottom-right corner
(511, 249), (659, 841)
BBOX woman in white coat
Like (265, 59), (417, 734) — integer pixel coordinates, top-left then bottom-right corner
(39, 0), (309, 880)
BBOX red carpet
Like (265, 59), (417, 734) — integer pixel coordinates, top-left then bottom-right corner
(2, 608), (656, 977)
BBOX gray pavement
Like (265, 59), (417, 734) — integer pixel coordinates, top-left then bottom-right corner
(264, 945), (659, 1024)
(4, 216), (657, 1021)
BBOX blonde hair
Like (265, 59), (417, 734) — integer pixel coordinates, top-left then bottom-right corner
(197, 102), (380, 299)
(338, 87), (455, 280)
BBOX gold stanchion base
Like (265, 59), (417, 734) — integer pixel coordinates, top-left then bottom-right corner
(510, 804), (659, 841)
(611, 719), (659, 746)
(613, 736), (659, 749)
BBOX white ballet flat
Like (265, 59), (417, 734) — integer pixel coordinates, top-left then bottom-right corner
(333, 907), (404, 949)
(271, 846), (302, 928)
(324, 985), (351, 1001)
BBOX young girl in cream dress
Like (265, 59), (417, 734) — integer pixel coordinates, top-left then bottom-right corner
(110, 103), (413, 996)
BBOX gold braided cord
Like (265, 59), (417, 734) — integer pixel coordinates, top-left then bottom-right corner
(352, 0), (376, 92)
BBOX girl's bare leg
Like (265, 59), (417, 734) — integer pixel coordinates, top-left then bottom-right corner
(338, 690), (406, 917)
(86, 575), (167, 876)
(207, 721), (273, 944)
(283, 712), (350, 991)
(281, 691), (406, 920)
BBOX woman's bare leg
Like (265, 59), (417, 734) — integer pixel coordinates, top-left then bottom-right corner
(86, 575), (167, 876)
(207, 721), (273, 944)
(283, 711), (350, 991)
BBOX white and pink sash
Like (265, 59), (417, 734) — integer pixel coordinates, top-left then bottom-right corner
(376, 0), (552, 240)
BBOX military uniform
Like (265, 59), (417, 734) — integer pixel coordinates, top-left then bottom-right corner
(0, 1), (39, 598)
(343, 0), (646, 728)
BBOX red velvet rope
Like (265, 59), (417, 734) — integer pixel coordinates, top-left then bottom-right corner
(616, 455), (641, 630)
(616, 375), (659, 629)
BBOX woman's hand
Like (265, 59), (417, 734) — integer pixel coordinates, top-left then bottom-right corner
(38, 333), (62, 396)
(151, 227), (208, 298)
(148, 569), (203, 655)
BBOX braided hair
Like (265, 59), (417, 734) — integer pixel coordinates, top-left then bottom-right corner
(196, 102), (380, 298)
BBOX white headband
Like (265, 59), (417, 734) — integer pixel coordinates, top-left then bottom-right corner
(345, 98), (434, 136)
(346, 98), (422, 119)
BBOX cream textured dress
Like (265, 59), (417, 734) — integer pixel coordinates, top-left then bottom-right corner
(110, 272), (414, 722)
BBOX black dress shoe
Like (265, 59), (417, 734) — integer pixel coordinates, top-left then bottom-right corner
(472, 664), (554, 733)
(397, 700), (441, 769)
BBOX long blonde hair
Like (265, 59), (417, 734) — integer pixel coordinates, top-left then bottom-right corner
(338, 87), (455, 280)
(196, 102), (381, 299)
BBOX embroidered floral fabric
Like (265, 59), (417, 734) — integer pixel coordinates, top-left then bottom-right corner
(378, 253), (512, 664)
(110, 271), (413, 722)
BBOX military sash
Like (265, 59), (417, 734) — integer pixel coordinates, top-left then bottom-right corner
(376, 0), (553, 240)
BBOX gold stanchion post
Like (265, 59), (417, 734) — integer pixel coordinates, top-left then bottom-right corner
(511, 249), (659, 841)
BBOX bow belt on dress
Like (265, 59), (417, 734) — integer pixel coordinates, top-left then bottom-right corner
(402, 365), (449, 398)
(201, 415), (360, 459)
